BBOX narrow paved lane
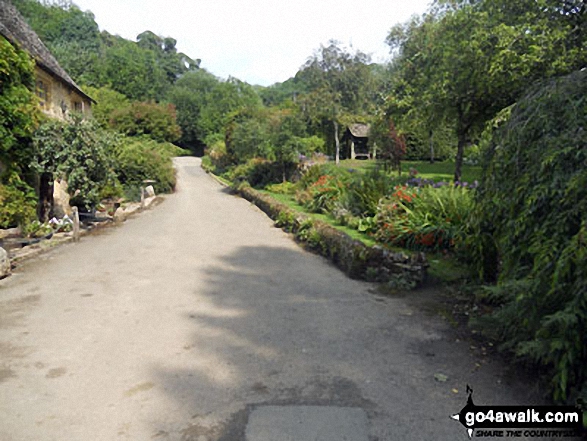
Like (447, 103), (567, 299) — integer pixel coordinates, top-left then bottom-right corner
(0, 157), (541, 440)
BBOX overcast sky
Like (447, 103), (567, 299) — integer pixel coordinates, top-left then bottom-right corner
(71, 0), (432, 86)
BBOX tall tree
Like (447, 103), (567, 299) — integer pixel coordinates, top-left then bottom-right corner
(168, 71), (262, 152)
(387, 0), (587, 181)
(297, 41), (372, 164)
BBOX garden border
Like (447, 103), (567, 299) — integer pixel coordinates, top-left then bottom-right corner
(236, 184), (428, 288)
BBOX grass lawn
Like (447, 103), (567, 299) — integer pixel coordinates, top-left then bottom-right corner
(339, 159), (482, 184)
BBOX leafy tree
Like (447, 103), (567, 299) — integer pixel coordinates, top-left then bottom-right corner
(99, 33), (169, 100)
(137, 30), (200, 84)
(32, 116), (116, 215)
(108, 101), (182, 143)
(13, 0), (103, 86)
(83, 86), (130, 128)
(370, 115), (406, 174)
(13, 1), (202, 101)
(386, 0), (587, 181)
(297, 41), (373, 164)
(169, 71), (262, 151)
(225, 107), (273, 162)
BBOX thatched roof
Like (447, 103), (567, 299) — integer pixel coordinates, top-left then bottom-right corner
(348, 123), (370, 138)
(0, 0), (94, 103)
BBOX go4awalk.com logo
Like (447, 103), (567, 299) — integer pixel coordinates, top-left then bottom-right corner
(451, 386), (585, 438)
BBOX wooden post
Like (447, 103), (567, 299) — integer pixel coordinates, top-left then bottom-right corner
(72, 206), (80, 242)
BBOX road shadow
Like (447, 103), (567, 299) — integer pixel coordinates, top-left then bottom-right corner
(149, 245), (555, 441)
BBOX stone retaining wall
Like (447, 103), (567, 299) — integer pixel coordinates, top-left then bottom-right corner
(238, 186), (428, 288)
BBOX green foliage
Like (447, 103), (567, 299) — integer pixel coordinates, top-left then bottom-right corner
(343, 168), (397, 217)
(226, 108), (274, 162)
(225, 157), (282, 188)
(111, 136), (180, 196)
(169, 71), (261, 149)
(295, 41), (376, 161)
(0, 172), (37, 229)
(386, 0), (587, 181)
(0, 36), (39, 173)
(13, 0), (200, 102)
(469, 70), (587, 402)
(295, 165), (352, 213)
(205, 138), (231, 174)
(83, 86), (130, 127)
(375, 185), (473, 252)
(264, 181), (297, 195)
(108, 101), (181, 143)
(32, 117), (116, 209)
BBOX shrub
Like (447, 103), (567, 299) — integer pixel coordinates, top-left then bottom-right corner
(296, 173), (350, 213)
(468, 70), (587, 402)
(0, 173), (37, 229)
(343, 168), (400, 217)
(33, 117), (116, 211)
(111, 136), (177, 196)
(108, 101), (182, 143)
(375, 185), (472, 251)
(206, 138), (231, 174)
(226, 157), (282, 188)
(265, 181), (297, 195)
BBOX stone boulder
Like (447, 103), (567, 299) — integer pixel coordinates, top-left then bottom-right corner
(144, 185), (156, 198)
(113, 207), (126, 223)
(0, 247), (11, 279)
(53, 178), (72, 218)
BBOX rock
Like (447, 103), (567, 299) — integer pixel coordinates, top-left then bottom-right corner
(123, 204), (141, 217)
(143, 196), (157, 208)
(0, 247), (11, 279)
(0, 227), (21, 240)
(144, 185), (155, 198)
(53, 178), (72, 218)
(113, 207), (126, 223)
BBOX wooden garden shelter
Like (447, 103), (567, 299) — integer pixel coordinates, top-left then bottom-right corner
(343, 124), (372, 160)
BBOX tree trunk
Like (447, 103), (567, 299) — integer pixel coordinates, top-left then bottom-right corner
(38, 172), (54, 222)
(454, 109), (470, 183)
(429, 129), (435, 164)
(454, 131), (466, 183)
(333, 120), (340, 165)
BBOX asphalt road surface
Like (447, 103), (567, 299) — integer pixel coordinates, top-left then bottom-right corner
(0, 157), (548, 440)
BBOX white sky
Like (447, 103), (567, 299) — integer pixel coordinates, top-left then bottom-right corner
(71, 0), (432, 86)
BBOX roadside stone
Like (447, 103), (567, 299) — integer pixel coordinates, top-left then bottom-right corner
(123, 203), (142, 217)
(0, 247), (11, 278)
(144, 185), (156, 198)
(53, 178), (72, 218)
(143, 196), (157, 208)
(0, 227), (21, 240)
(113, 207), (126, 223)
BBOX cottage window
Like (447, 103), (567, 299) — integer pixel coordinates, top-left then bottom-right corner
(74, 101), (83, 113)
(36, 79), (50, 108)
